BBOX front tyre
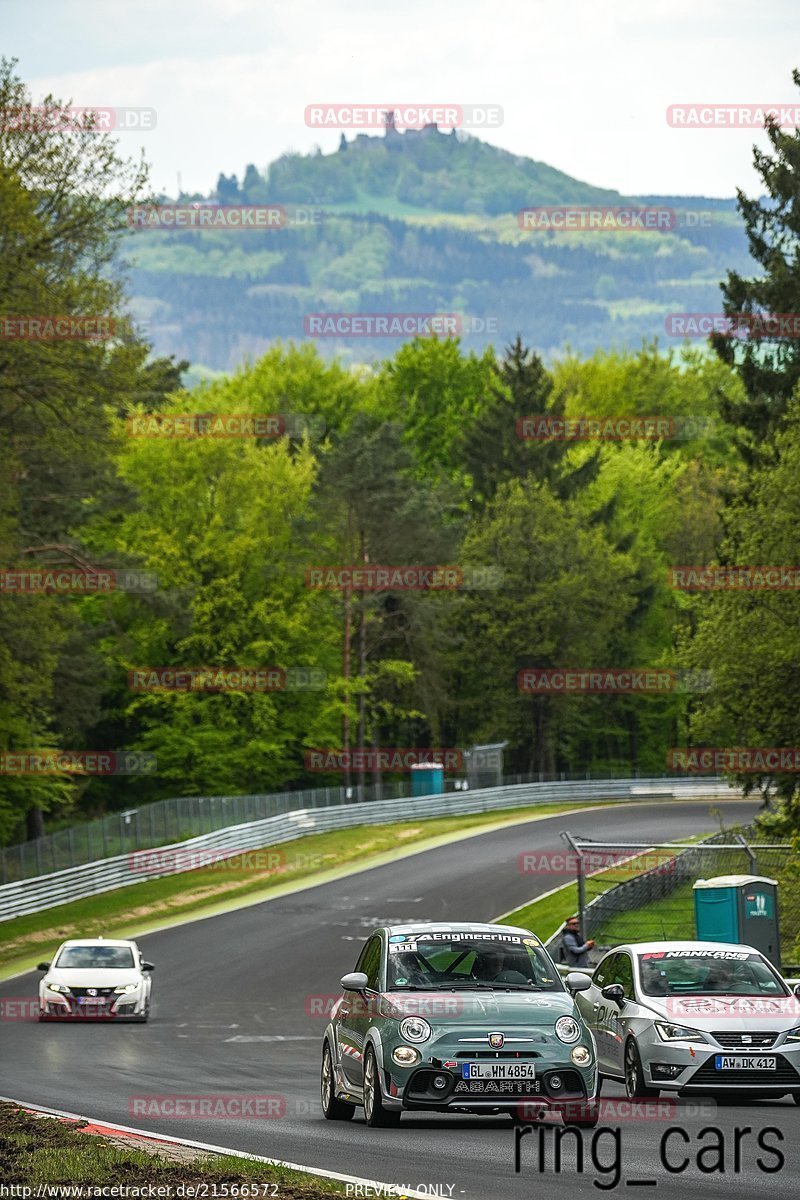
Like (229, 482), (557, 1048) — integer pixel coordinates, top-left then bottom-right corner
(363, 1047), (401, 1127)
(624, 1039), (659, 1100)
(321, 1043), (355, 1121)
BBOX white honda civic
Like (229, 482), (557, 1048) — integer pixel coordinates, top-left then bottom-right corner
(38, 937), (154, 1021)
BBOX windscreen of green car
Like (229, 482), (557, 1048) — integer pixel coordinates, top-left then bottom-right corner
(637, 950), (789, 996)
(386, 933), (563, 991)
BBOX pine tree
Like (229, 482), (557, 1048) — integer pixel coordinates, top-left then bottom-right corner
(712, 69), (800, 453)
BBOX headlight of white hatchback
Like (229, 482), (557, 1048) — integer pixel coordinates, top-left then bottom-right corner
(655, 1021), (707, 1043)
(113, 983), (140, 994)
(45, 981), (70, 993)
(784, 1025), (800, 1043)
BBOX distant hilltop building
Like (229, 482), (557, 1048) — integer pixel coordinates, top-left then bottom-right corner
(339, 109), (456, 151)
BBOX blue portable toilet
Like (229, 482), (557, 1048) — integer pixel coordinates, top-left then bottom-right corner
(410, 763), (444, 797)
(693, 875), (780, 966)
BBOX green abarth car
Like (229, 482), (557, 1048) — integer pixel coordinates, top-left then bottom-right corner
(321, 922), (598, 1127)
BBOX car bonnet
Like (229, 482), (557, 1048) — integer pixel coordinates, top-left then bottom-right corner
(379, 989), (579, 1025)
(638, 992), (800, 1032)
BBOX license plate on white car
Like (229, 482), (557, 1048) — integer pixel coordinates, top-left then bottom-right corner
(461, 1062), (537, 1080)
(714, 1056), (776, 1070)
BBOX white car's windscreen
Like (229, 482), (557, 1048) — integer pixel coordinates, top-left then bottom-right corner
(55, 946), (136, 969)
(637, 951), (788, 997)
(386, 934), (561, 991)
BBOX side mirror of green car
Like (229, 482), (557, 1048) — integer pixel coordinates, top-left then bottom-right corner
(340, 971), (369, 992)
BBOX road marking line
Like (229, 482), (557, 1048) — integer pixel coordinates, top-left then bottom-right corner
(225, 1034), (319, 1042)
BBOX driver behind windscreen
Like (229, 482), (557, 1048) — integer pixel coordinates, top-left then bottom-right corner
(473, 947), (529, 984)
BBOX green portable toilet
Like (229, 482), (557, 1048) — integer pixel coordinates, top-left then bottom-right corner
(410, 763), (444, 797)
(693, 875), (780, 966)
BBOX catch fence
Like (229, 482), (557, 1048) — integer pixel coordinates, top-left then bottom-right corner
(0, 776), (737, 921)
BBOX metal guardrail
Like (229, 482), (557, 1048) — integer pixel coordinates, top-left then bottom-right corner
(0, 776), (738, 923)
(0, 768), (735, 886)
(0, 780), (413, 885)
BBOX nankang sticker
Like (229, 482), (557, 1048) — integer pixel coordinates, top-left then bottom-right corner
(643, 950), (751, 961)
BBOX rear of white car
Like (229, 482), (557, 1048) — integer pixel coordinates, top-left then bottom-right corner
(38, 938), (153, 1022)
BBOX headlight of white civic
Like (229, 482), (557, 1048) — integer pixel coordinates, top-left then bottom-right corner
(655, 1021), (707, 1043)
(399, 1016), (431, 1043)
(113, 983), (140, 994)
(555, 1016), (581, 1044)
(45, 981), (70, 993)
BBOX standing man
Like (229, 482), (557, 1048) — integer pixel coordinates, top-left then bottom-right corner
(560, 915), (595, 968)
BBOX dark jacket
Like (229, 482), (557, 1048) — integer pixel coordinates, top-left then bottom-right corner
(561, 929), (591, 968)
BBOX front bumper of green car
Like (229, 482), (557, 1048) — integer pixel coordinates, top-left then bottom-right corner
(376, 1030), (597, 1113)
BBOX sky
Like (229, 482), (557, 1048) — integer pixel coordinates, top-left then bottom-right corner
(3, 0), (800, 199)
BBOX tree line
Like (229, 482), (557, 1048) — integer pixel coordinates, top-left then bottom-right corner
(2, 58), (800, 844)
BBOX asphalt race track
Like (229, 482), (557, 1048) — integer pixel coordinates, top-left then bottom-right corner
(4, 797), (796, 1199)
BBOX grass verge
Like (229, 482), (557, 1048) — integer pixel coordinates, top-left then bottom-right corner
(0, 1102), (345, 1194)
(0, 801), (616, 978)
